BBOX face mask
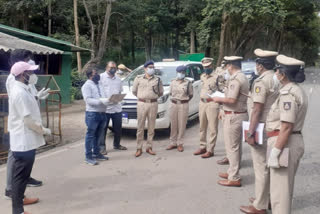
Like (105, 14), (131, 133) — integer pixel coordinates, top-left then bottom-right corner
(224, 71), (230, 81)
(177, 73), (185, 80)
(109, 68), (117, 75)
(147, 68), (155, 76)
(204, 68), (213, 74)
(272, 74), (281, 89)
(92, 74), (100, 83)
(28, 59), (36, 65)
(28, 74), (38, 85)
(117, 69), (123, 74)
(254, 69), (260, 76)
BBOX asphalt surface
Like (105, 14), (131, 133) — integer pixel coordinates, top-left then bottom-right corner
(0, 70), (319, 214)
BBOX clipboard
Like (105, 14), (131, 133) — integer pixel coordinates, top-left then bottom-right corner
(242, 121), (265, 145)
(109, 94), (126, 103)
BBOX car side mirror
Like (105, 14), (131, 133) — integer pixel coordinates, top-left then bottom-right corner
(185, 77), (194, 83)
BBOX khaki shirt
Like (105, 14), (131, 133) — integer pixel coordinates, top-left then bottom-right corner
(266, 82), (308, 132)
(247, 70), (279, 122)
(132, 74), (164, 99)
(200, 69), (225, 98)
(170, 79), (193, 101)
(223, 71), (249, 112)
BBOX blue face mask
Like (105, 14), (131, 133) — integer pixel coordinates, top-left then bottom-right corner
(204, 68), (213, 74)
(92, 74), (100, 83)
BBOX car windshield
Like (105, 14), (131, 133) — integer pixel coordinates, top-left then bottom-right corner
(241, 61), (256, 73)
(123, 65), (178, 87)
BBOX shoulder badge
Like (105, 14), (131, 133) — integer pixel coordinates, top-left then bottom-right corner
(255, 86), (261, 93)
(280, 90), (289, 95)
(283, 102), (291, 110)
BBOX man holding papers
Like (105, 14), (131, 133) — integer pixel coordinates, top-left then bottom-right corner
(240, 49), (279, 214)
(100, 61), (127, 153)
(212, 56), (249, 187)
(193, 57), (225, 158)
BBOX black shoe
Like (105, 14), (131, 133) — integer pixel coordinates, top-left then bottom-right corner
(114, 145), (127, 150)
(27, 177), (43, 187)
(4, 189), (12, 200)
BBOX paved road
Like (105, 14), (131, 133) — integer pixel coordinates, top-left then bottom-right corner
(0, 71), (319, 214)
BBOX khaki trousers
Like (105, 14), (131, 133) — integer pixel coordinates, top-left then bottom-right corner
(251, 131), (269, 210)
(136, 101), (158, 150)
(199, 102), (220, 152)
(223, 113), (248, 181)
(169, 102), (189, 145)
(268, 134), (304, 214)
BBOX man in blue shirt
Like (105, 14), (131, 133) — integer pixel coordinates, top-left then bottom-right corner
(81, 69), (109, 165)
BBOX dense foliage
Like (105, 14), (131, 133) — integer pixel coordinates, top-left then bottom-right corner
(0, 0), (319, 68)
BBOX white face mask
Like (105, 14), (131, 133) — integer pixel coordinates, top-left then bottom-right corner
(28, 74), (38, 85)
(272, 74), (280, 89)
(224, 70), (230, 81)
(147, 68), (155, 76)
(254, 69), (260, 76)
(28, 59), (36, 65)
(117, 69), (123, 74)
(177, 73), (185, 80)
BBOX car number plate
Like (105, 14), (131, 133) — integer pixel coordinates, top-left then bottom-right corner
(122, 112), (129, 124)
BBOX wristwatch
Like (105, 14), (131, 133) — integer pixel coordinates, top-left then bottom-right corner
(247, 131), (255, 138)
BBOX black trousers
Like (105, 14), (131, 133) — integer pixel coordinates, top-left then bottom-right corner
(105, 112), (122, 148)
(12, 150), (36, 214)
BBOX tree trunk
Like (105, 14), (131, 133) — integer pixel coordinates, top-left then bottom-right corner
(130, 26), (135, 64)
(96, 1), (112, 60)
(83, 0), (96, 59)
(48, 0), (52, 36)
(190, 30), (195, 54)
(73, 0), (82, 73)
(145, 30), (152, 60)
(173, 27), (179, 59)
(217, 13), (228, 66)
(82, 1), (113, 73)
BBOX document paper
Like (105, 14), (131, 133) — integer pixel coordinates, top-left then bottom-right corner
(242, 121), (265, 145)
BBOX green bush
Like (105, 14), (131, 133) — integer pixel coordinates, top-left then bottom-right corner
(70, 70), (87, 101)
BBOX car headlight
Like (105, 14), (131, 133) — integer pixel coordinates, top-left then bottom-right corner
(158, 94), (169, 104)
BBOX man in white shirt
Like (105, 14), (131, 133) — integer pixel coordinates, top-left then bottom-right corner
(100, 61), (127, 153)
(8, 61), (51, 214)
(5, 49), (48, 202)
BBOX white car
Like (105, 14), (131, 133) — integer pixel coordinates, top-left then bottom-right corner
(119, 60), (203, 130)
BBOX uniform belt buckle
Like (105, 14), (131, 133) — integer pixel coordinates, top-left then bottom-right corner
(177, 100), (182, 104)
(146, 99), (151, 103)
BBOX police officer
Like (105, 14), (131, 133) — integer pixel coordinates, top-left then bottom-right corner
(265, 55), (307, 214)
(166, 65), (193, 152)
(132, 60), (164, 157)
(116, 64), (132, 80)
(212, 56), (249, 187)
(240, 49), (279, 214)
(193, 57), (225, 158)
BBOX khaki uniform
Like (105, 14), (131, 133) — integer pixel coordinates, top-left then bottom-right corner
(199, 70), (225, 152)
(223, 71), (249, 181)
(247, 70), (279, 210)
(266, 82), (308, 214)
(169, 79), (193, 145)
(132, 74), (164, 149)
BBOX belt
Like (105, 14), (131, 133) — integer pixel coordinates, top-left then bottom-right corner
(171, 99), (189, 104)
(201, 98), (213, 103)
(267, 130), (302, 138)
(138, 98), (157, 103)
(224, 110), (247, 115)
